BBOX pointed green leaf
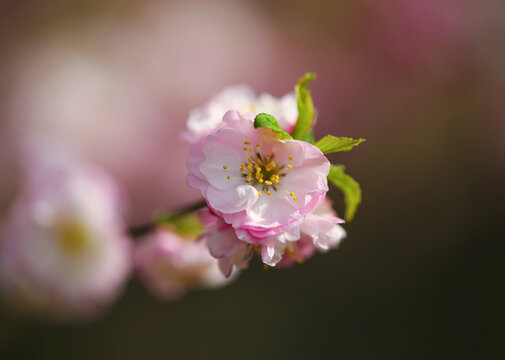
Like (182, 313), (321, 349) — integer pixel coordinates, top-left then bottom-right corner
(292, 72), (316, 141)
(315, 135), (365, 154)
(328, 164), (362, 221)
(254, 113), (293, 140)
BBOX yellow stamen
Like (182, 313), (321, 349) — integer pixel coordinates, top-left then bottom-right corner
(288, 156), (293, 160)
(244, 141), (250, 145)
(223, 165), (227, 169)
(279, 170), (284, 174)
(247, 164), (253, 171)
(265, 180), (272, 185)
(243, 147), (248, 151)
(267, 191), (272, 196)
(256, 143), (260, 147)
(227, 175), (231, 180)
(287, 164), (293, 169)
(259, 179), (264, 183)
(290, 192), (295, 196)
(240, 167), (244, 172)
(248, 157), (253, 162)
(293, 196), (298, 201)
(258, 191), (262, 196)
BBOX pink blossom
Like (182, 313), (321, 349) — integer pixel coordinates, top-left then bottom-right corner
(0, 156), (132, 320)
(278, 199), (346, 267)
(134, 229), (234, 300)
(188, 110), (330, 249)
(183, 86), (297, 143)
(203, 197), (344, 274)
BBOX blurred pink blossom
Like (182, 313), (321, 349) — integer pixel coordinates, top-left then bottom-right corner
(183, 85), (297, 143)
(0, 154), (132, 320)
(135, 229), (233, 300)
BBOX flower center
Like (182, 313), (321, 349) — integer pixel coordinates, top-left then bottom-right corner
(238, 141), (297, 200)
(55, 220), (91, 256)
(241, 151), (284, 191)
(222, 141), (299, 200)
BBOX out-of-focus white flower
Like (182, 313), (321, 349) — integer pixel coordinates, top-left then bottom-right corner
(134, 229), (234, 300)
(183, 86), (297, 143)
(0, 155), (132, 320)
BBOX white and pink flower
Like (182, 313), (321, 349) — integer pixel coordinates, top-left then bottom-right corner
(183, 86), (298, 143)
(134, 229), (234, 300)
(0, 155), (132, 320)
(188, 110), (330, 250)
(203, 198), (346, 275)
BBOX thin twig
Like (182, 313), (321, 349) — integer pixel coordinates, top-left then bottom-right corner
(128, 200), (207, 238)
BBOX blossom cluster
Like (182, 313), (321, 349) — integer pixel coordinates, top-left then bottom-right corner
(0, 73), (363, 320)
(185, 73), (363, 276)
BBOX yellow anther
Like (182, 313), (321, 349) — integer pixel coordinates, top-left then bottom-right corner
(243, 147), (248, 151)
(248, 157), (253, 162)
(259, 179), (264, 183)
(227, 175), (231, 180)
(288, 156), (293, 160)
(244, 141), (250, 145)
(279, 170), (284, 174)
(240, 167), (244, 172)
(223, 165), (227, 169)
(267, 191), (272, 196)
(249, 148), (253, 152)
(268, 161), (276, 169)
(265, 167), (271, 172)
(287, 164), (293, 169)
(290, 192), (295, 196)
(256, 143), (260, 147)
(247, 164), (253, 171)
(265, 180), (273, 185)
(257, 158), (262, 164)
(293, 196), (298, 201)
(241, 163), (245, 168)
(258, 191), (262, 197)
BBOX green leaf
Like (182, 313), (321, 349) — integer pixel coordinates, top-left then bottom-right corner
(159, 213), (203, 239)
(328, 164), (362, 221)
(315, 135), (365, 154)
(292, 72), (316, 141)
(254, 113), (293, 140)
(300, 131), (315, 144)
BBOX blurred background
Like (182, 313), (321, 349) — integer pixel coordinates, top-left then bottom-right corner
(0, 0), (504, 358)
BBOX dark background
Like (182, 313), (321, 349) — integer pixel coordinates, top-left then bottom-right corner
(0, 0), (504, 358)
